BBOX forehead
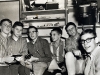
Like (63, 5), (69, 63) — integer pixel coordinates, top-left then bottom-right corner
(67, 25), (75, 30)
(2, 21), (11, 25)
(81, 33), (94, 39)
(14, 26), (22, 29)
(51, 31), (58, 34)
(29, 28), (36, 32)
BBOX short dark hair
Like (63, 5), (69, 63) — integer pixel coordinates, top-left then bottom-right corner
(80, 29), (97, 38)
(28, 26), (38, 33)
(65, 22), (76, 31)
(51, 27), (62, 35)
(0, 19), (12, 26)
(13, 21), (24, 28)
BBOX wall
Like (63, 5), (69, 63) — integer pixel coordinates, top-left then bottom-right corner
(0, 1), (19, 24)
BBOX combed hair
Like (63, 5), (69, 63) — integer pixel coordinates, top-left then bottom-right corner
(65, 22), (76, 30)
(27, 26), (38, 33)
(13, 21), (24, 28)
(0, 18), (12, 26)
(80, 29), (97, 38)
(51, 27), (62, 35)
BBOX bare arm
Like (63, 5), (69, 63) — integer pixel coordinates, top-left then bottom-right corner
(65, 52), (76, 75)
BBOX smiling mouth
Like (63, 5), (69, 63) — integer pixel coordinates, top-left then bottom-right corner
(85, 46), (90, 49)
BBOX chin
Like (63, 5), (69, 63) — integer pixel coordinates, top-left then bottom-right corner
(86, 49), (92, 53)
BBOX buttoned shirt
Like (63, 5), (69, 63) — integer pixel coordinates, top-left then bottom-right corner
(50, 40), (65, 63)
(27, 37), (52, 62)
(84, 45), (100, 75)
(0, 33), (8, 66)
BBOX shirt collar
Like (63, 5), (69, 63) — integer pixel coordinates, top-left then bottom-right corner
(11, 35), (21, 41)
(0, 33), (8, 41)
(32, 37), (38, 44)
(90, 45), (100, 59)
(51, 40), (63, 46)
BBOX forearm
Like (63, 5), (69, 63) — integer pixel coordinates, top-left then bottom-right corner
(39, 57), (52, 62)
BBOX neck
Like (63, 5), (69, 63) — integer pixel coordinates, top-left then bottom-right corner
(32, 37), (38, 43)
(72, 32), (79, 39)
(54, 39), (61, 46)
(91, 44), (98, 54)
(1, 32), (8, 38)
(12, 34), (19, 41)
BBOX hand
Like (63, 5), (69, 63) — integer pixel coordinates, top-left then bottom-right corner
(15, 56), (24, 62)
(48, 69), (54, 73)
(61, 66), (66, 73)
(27, 56), (39, 62)
(3, 56), (14, 63)
(24, 60), (32, 65)
(73, 50), (81, 57)
(56, 73), (61, 75)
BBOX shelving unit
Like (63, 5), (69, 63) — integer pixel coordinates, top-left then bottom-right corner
(20, 0), (67, 39)
(22, 9), (65, 15)
(21, 18), (65, 22)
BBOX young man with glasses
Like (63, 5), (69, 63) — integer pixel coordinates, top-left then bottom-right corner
(80, 29), (100, 75)
(0, 19), (14, 75)
(65, 22), (85, 75)
(27, 26), (52, 75)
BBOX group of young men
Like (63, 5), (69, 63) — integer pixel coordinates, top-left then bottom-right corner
(0, 18), (100, 75)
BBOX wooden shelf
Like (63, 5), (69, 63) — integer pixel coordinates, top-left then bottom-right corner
(22, 26), (64, 33)
(21, 18), (65, 22)
(0, 0), (19, 2)
(22, 9), (65, 15)
(22, 34), (66, 39)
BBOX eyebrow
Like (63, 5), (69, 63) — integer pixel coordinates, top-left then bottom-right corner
(81, 37), (95, 40)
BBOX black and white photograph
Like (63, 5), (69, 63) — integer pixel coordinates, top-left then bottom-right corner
(0, 0), (100, 75)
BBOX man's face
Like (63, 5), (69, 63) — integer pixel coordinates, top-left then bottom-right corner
(29, 28), (38, 40)
(1, 21), (12, 34)
(13, 26), (23, 38)
(51, 31), (61, 42)
(67, 25), (77, 36)
(81, 33), (96, 53)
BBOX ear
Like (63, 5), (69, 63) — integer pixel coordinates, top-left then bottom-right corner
(37, 32), (39, 35)
(12, 28), (14, 31)
(60, 34), (62, 37)
(95, 37), (99, 43)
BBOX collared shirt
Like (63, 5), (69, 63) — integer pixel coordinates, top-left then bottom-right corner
(65, 33), (80, 52)
(27, 37), (52, 62)
(0, 33), (9, 66)
(84, 45), (100, 75)
(0, 33), (8, 58)
(50, 40), (65, 63)
(32, 37), (37, 44)
(7, 36), (28, 56)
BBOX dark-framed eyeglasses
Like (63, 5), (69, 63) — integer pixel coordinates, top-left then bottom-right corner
(81, 37), (95, 44)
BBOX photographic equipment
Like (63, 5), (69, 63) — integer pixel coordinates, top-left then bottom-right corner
(11, 55), (22, 57)
(25, 54), (32, 60)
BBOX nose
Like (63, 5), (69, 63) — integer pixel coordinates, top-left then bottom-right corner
(84, 41), (88, 46)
